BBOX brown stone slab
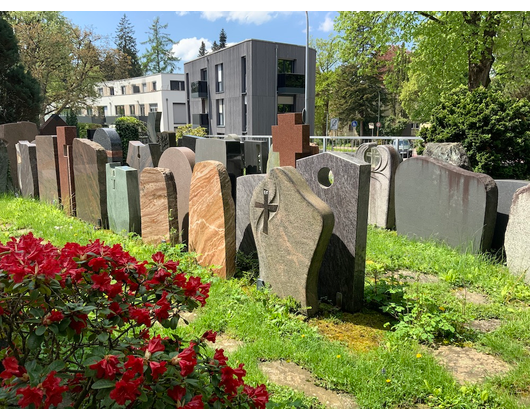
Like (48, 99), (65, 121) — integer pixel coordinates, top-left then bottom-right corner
(35, 135), (61, 205)
(39, 114), (67, 136)
(56, 126), (77, 215)
(189, 160), (236, 279)
(15, 141), (39, 198)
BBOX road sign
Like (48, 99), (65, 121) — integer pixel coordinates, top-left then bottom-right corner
(368, 122), (374, 129)
(376, 121), (381, 128)
(351, 120), (357, 128)
(330, 118), (339, 130)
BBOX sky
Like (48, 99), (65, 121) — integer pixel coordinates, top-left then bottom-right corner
(57, 9), (338, 70)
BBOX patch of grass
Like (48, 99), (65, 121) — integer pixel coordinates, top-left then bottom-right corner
(2, 195), (530, 409)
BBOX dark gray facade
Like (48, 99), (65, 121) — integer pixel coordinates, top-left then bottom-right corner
(184, 39), (316, 136)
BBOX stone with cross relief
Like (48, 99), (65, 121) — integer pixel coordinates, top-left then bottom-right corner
(250, 166), (334, 316)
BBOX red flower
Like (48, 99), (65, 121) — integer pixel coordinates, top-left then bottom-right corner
(124, 355), (144, 376)
(43, 309), (64, 325)
(89, 355), (122, 380)
(147, 335), (165, 355)
(173, 272), (187, 288)
(129, 307), (151, 327)
(91, 272), (111, 292)
(154, 292), (171, 321)
(167, 385), (186, 403)
(173, 344), (197, 377)
(220, 364), (247, 397)
(109, 377), (143, 406)
(69, 313), (88, 335)
(67, 373), (85, 394)
(152, 251), (165, 264)
(148, 361), (167, 381)
(243, 384), (269, 409)
(213, 349), (228, 366)
(16, 385), (43, 408)
(179, 395), (204, 409)
(42, 371), (68, 409)
(88, 257), (108, 272)
(201, 330), (217, 343)
(195, 282), (210, 306)
(0, 356), (27, 380)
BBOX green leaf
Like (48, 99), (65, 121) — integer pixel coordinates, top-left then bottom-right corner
(49, 323), (59, 335)
(97, 332), (109, 342)
(45, 360), (66, 374)
(92, 379), (116, 389)
(28, 331), (44, 350)
(35, 325), (46, 336)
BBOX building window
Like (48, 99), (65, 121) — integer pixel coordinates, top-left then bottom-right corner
(242, 96), (247, 132)
(121, 86), (126, 95)
(139, 104), (145, 116)
(149, 103), (158, 112)
(142, 83), (147, 92)
(133, 85), (140, 93)
(278, 59), (295, 74)
(170, 80), (185, 91)
(129, 105), (135, 115)
(241, 56), (247, 93)
(98, 87), (104, 96)
(115, 105), (125, 116)
(200, 68), (207, 81)
(109, 87), (115, 96)
(278, 95), (294, 113)
(152, 81), (157, 91)
(86, 107), (93, 116)
(217, 99), (224, 126)
(215, 64), (223, 92)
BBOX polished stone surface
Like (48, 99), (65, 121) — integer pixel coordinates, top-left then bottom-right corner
(147, 112), (161, 144)
(157, 132), (177, 152)
(92, 128), (123, 163)
(35, 135), (61, 205)
(236, 174), (266, 255)
(189, 160), (236, 279)
(16, 141), (39, 198)
(0, 141), (9, 194)
(505, 183), (530, 283)
(106, 164), (141, 235)
(126, 141), (161, 172)
(56, 126), (77, 215)
(243, 139), (269, 174)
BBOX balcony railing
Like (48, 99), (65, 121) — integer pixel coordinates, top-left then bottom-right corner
(191, 81), (208, 98)
(277, 73), (305, 94)
(192, 113), (209, 128)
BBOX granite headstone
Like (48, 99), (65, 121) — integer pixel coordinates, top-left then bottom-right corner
(39, 114), (67, 136)
(15, 141), (39, 198)
(106, 163), (141, 235)
(56, 126), (77, 215)
(147, 112), (161, 144)
(243, 139), (269, 174)
(157, 131), (177, 152)
(177, 135), (200, 152)
(126, 141), (161, 172)
(0, 141), (9, 194)
(92, 128), (123, 163)
(35, 135), (61, 205)
(423, 142), (471, 170)
(505, 183), (530, 284)
(236, 174), (267, 255)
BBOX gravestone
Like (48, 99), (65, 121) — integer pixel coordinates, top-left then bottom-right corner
(243, 139), (269, 174)
(0, 122), (39, 192)
(39, 114), (66, 136)
(15, 141), (39, 198)
(236, 174), (267, 255)
(195, 137), (243, 200)
(505, 184), (530, 284)
(106, 163), (141, 235)
(269, 113), (319, 168)
(0, 142), (9, 194)
(189, 160), (236, 279)
(250, 166), (334, 316)
(126, 141), (161, 172)
(353, 142), (377, 160)
(493, 180), (530, 252)
(56, 126), (77, 215)
(87, 129), (97, 140)
(177, 135), (200, 152)
(147, 112), (161, 144)
(297, 152), (370, 312)
(158, 147), (195, 245)
(73, 138), (109, 228)
(395, 156), (498, 253)
(35, 135), (61, 205)
(364, 145), (400, 229)
(140, 167), (179, 245)
(92, 128), (122, 163)
(157, 131), (177, 152)
(423, 142), (471, 170)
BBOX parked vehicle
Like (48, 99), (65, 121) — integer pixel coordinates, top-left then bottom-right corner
(391, 138), (413, 159)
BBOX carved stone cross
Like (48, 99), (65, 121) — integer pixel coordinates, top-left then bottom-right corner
(254, 188), (278, 234)
(364, 147), (381, 168)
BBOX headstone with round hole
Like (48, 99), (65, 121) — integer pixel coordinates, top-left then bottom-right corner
(296, 152), (371, 312)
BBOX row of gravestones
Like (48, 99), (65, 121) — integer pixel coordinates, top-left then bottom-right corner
(3, 116), (530, 317)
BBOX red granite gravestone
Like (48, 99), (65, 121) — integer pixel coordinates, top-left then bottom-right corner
(56, 126), (77, 215)
(270, 113), (319, 168)
(35, 135), (61, 205)
(0, 122), (39, 191)
(73, 138), (109, 228)
(39, 114), (67, 136)
(15, 141), (39, 198)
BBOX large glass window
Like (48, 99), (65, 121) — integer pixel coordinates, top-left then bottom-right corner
(241, 56), (247, 93)
(278, 95), (294, 113)
(98, 87), (104, 96)
(217, 99), (224, 126)
(115, 105), (125, 116)
(200, 68), (207, 81)
(129, 105), (135, 115)
(278, 59), (295, 74)
(121, 86), (126, 95)
(109, 87), (115, 96)
(139, 104), (145, 116)
(152, 81), (157, 91)
(149, 103), (158, 112)
(142, 83), (147, 92)
(170, 80), (185, 90)
(216, 64), (223, 92)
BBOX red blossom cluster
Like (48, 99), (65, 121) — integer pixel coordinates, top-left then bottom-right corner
(0, 233), (269, 409)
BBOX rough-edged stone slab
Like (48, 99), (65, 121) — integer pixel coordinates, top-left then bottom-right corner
(126, 141), (161, 172)
(73, 138), (109, 228)
(0, 141), (8, 193)
(140, 167), (179, 245)
(35, 135), (61, 205)
(243, 139), (269, 174)
(505, 184), (530, 283)
(0, 122), (39, 192)
(56, 127), (77, 215)
(492, 180), (530, 252)
(250, 166), (334, 316)
(189, 160), (236, 279)
(16, 141), (39, 198)
(236, 174), (266, 255)
(297, 152), (370, 312)
(92, 128), (122, 163)
(106, 163), (141, 235)
(158, 147), (195, 245)
(423, 142), (471, 170)
(157, 131), (177, 152)
(39, 114), (66, 135)
(395, 156), (497, 253)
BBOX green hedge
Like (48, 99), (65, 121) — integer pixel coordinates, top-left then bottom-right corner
(115, 117), (147, 162)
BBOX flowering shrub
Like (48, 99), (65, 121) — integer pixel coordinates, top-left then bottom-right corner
(0, 233), (269, 409)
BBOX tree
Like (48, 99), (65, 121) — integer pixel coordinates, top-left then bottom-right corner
(141, 17), (180, 74)
(115, 14), (142, 77)
(211, 41), (219, 52)
(0, 16), (41, 124)
(99, 48), (133, 81)
(334, 11), (530, 121)
(8, 11), (102, 124)
(219, 28), (227, 49)
(198, 41), (206, 57)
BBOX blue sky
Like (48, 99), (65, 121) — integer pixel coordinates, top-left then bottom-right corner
(57, 9), (339, 69)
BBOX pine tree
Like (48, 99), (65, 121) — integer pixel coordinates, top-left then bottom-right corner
(198, 41), (206, 57)
(219, 28), (227, 49)
(141, 17), (180, 74)
(211, 41), (219, 52)
(115, 14), (142, 77)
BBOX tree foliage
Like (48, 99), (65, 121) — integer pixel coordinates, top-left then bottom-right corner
(198, 41), (206, 57)
(141, 17), (180, 74)
(115, 14), (142, 78)
(219, 28), (227, 49)
(420, 86), (530, 179)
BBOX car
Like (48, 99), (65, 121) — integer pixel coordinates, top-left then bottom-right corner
(391, 138), (413, 159)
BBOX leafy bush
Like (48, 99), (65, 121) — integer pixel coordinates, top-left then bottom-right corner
(77, 123), (102, 139)
(175, 124), (207, 140)
(115, 117), (147, 162)
(0, 233), (268, 409)
(420, 86), (530, 179)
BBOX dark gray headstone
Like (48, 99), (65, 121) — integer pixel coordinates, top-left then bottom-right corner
(505, 184), (530, 283)
(126, 141), (161, 172)
(157, 131), (177, 152)
(87, 129), (97, 140)
(0, 141), (8, 194)
(236, 174), (266, 255)
(178, 135), (202, 153)
(250, 166), (334, 316)
(243, 139), (269, 174)
(395, 156), (498, 253)
(297, 152), (370, 312)
(147, 112), (162, 144)
(73, 138), (109, 228)
(92, 128), (122, 163)
(16, 141), (39, 198)
(423, 142), (471, 170)
(106, 163), (141, 235)
(35, 135), (61, 205)
(492, 179), (530, 252)
(39, 114), (66, 136)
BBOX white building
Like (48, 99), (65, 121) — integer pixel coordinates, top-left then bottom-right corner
(79, 73), (186, 132)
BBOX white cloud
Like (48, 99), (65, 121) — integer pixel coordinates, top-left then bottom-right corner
(319, 14), (334, 32)
(172, 37), (212, 64)
(201, 10), (293, 25)
(175, 11), (189, 17)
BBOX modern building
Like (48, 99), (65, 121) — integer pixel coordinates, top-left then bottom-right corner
(184, 39), (316, 136)
(78, 73), (187, 131)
